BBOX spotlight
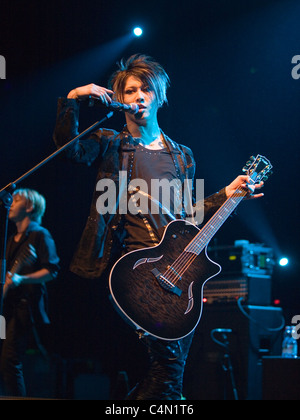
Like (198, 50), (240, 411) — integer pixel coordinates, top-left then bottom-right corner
(279, 257), (289, 267)
(133, 27), (143, 37)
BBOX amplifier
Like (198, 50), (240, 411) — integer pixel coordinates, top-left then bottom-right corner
(203, 274), (272, 306)
(207, 240), (275, 277)
(262, 357), (300, 400)
(184, 305), (284, 400)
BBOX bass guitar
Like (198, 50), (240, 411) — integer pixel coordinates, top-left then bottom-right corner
(109, 155), (273, 341)
(3, 244), (37, 299)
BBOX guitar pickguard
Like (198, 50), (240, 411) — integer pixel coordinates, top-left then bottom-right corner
(110, 220), (222, 340)
(133, 255), (164, 270)
(184, 282), (194, 315)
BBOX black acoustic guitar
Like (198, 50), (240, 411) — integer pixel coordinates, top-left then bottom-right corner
(109, 155), (273, 341)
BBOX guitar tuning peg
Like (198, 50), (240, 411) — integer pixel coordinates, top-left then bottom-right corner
(242, 166), (249, 173)
(245, 156), (257, 167)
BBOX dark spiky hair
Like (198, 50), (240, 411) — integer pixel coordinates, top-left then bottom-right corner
(108, 54), (170, 107)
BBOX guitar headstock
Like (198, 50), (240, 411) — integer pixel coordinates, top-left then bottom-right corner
(242, 155), (273, 183)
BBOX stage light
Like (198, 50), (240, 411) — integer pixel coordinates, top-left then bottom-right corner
(279, 257), (289, 267)
(133, 27), (143, 37)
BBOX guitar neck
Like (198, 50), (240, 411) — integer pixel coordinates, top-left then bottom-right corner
(185, 187), (247, 255)
(9, 258), (22, 277)
(4, 245), (37, 297)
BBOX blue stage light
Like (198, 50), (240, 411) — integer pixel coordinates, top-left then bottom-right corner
(279, 257), (289, 267)
(133, 27), (143, 37)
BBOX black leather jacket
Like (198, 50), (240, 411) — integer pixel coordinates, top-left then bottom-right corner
(53, 98), (226, 279)
(5, 221), (60, 324)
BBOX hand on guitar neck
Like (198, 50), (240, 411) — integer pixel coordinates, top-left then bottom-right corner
(225, 175), (264, 200)
(3, 272), (23, 299)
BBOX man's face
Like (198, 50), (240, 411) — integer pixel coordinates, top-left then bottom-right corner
(9, 194), (32, 223)
(122, 76), (158, 121)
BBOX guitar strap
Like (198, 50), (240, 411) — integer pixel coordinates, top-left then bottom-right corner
(100, 128), (194, 254)
(163, 135), (193, 220)
(117, 131), (193, 246)
(120, 133), (161, 246)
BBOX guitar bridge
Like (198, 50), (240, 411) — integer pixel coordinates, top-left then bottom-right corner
(151, 268), (182, 297)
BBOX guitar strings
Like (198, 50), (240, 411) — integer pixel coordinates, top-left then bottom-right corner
(165, 192), (244, 285)
(162, 188), (247, 286)
(170, 188), (246, 283)
(173, 189), (246, 281)
(174, 187), (250, 279)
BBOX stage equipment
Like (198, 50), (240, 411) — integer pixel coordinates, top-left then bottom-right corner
(210, 328), (239, 400)
(203, 274), (272, 306)
(208, 240), (275, 277)
(204, 241), (275, 306)
(262, 357), (300, 400)
(183, 304), (284, 400)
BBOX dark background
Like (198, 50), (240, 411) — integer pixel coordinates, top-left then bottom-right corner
(1, 0), (299, 397)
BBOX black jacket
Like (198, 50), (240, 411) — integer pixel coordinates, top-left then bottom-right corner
(54, 98), (226, 279)
(5, 221), (60, 324)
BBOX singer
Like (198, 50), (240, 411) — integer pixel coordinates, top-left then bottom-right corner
(53, 54), (264, 400)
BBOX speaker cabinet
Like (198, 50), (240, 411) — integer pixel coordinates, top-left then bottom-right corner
(183, 304), (283, 400)
(262, 357), (300, 400)
(203, 275), (272, 306)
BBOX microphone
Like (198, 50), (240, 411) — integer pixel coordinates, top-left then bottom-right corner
(108, 101), (139, 114)
(88, 98), (139, 115)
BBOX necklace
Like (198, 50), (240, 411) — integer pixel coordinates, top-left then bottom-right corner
(134, 133), (165, 150)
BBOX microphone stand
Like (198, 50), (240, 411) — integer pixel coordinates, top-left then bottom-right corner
(0, 111), (114, 317)
(211, 329), (239, 401)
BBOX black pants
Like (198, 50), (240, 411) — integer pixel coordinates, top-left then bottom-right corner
(0, 300), (33, 397)
(65, 274), (195, 400)
(126, 333), (194, 400)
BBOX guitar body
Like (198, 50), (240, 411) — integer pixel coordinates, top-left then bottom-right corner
(109, 155), (273, 341)
(109, 220), (221, 341)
